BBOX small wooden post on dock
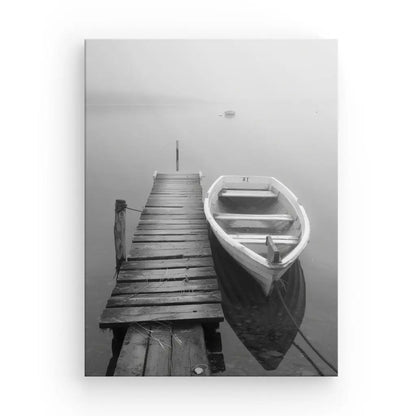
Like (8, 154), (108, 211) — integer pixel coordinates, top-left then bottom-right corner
(176, 140), (179, 171)
(114, 199), (127, 273)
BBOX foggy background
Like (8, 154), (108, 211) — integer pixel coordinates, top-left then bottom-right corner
(87, 40), (335, 106)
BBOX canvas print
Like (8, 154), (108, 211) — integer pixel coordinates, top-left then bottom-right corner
(85, 40), (337, 376)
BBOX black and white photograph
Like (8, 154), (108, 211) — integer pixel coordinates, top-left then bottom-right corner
(85, 40), (337, 376)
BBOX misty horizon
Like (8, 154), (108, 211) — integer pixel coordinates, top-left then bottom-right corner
(86, 40), (336, 106)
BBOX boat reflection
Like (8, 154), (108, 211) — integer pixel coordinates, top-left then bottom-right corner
(209, 229), (306, 371)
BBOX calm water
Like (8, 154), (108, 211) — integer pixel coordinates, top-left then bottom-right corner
(85, 102), (337, 376)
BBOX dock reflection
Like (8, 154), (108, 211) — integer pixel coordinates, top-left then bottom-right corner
(209, 229), (306, 371)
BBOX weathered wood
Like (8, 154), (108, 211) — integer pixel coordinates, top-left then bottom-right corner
(100, 303), (224, 328)
(146, 201), (203, 206)
(101, 172), (224, 353)
(144, 325), (172, 376)
(131, 241), (211, 251)
(141, 214), (206, 220)
(112, 279), (218, 295)
(114, 199), (127, 272)
(145, 203), (202, 208)
(145, 203), (203, 208)
(117, 267), (217, 282)
(113, 326), (149, 376)
(134, 229), (208, 235)
(147, 196), (202, 200)
(137, 224), (207, 230)
(266, 235), (281, 263)
(128, 246), (212, 260)
(122, 256), (214, 270)
(151, 188), (201, 192)
(142, 208), (204, 215)
(156, 173), (200, 179)
(139, 219), (207, 225)
(153, 182), (200, 185)
(176, 140), (179, 171)
(171, 323), (210, 376)
(150, 193), (202, 196)
(107, 290), (221, 308)
(152, 185), (201, 189)
(133, 234), (209, 242)
(147, 197), (202, 201)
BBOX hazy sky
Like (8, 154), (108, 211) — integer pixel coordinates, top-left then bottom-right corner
(86, 40), (336, 105)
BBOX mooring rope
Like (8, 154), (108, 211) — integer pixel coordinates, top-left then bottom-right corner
(292, 342), (324, 376)
(126, 206), (142, 213)
(276, 285), (338, 374)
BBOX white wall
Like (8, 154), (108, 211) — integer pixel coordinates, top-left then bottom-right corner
(1, 1), (415, 415)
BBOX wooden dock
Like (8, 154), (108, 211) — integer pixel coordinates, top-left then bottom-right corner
(100, 172), (224, 376)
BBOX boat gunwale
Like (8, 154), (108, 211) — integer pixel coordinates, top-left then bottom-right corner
(204, 175), (310, 269)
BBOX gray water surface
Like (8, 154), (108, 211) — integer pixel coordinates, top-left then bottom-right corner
(85, 102), (337, 376)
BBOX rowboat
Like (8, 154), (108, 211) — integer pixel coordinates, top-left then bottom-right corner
(204, 175), (310, 295)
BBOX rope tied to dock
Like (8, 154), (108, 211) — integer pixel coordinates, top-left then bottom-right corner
(115, 201), (142, 213)
(126, 206), (142, 213)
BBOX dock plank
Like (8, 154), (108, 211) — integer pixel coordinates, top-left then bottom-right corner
(145, 203), (203, 207)
(133, 234), (209, 242)
(171, 323), (210, 376)
(137, 224), (207, 230)
(134, 229), (208, 236)
(112, 279), (218, 295)
(117, 267), (217, 282)
(113, 326), (149, 376)
(107, 291), (221, 308)
(130, 241), (211, 250)
(138, 219), (207, 225)
(141, 214), (206, 220)
(122, 257), (214, 270)
(100, 303), (224, 328)
(128, 246), (212, 260)
(142, 208), (204, 215)
(144, 325), (172, 376)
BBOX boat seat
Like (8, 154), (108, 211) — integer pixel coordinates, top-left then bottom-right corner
(219, 189), (277, 199)
(215, 213), (293, 222)
(228, 233), (299, 245)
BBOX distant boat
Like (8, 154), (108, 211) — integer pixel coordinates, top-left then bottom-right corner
(224, 110), (236, 117)
(204, 175), (310, 296)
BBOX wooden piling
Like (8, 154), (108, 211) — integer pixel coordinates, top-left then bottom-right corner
(176, 140), (179, 171)
(114, 199), (127, 273)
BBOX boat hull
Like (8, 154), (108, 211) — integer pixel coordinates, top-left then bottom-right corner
(209, 224), (293, 295)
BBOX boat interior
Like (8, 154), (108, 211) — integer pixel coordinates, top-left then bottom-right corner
(208, 176), (303, 262)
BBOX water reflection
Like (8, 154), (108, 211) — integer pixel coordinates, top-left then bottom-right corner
(209, 229), (305, 371)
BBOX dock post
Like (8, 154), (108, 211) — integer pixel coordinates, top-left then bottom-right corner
(114, 199), (127, 273)
(176, 140), (179, 171)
